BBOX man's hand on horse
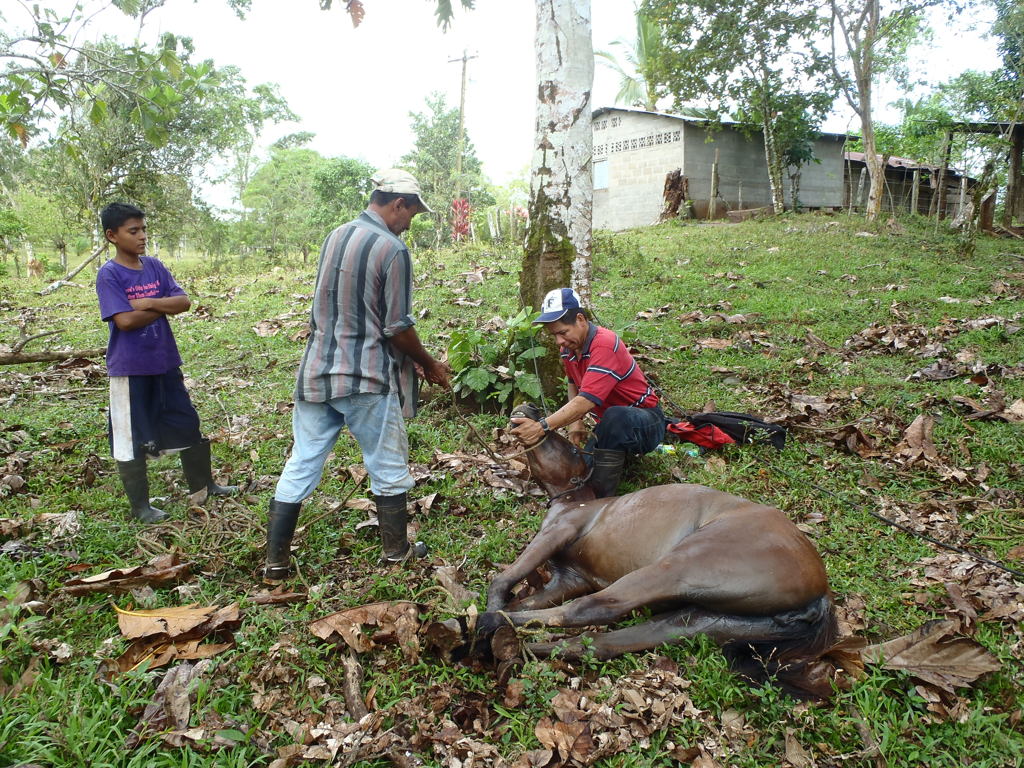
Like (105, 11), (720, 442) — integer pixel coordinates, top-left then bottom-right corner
(509, 417), (545, 445)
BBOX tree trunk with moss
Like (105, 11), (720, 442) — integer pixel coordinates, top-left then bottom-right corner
(520, 0), (594, 397)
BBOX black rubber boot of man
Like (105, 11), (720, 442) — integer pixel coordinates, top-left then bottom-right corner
(374, 492), (428, 563)
(116, 458), (169, 523)
(263, 499), (301, 582)
(180, 438), (238, 496)
(589, 448), (626, 498)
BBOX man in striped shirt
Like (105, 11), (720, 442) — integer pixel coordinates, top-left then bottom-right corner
(264, 169), (450, 581)
(510, 288), (666, 498)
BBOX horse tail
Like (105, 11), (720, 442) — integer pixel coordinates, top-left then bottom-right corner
(721, 594), (839, 699)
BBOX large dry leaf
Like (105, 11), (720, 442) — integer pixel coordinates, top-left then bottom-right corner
(104, 637), (234, 679)
(62, 553), (191, 595)
(893, 414), (940, 466)
(126, 659), (213, 749)
(309, 601), (422, 661)
(861, 620), (1001, 693)
(534, 717), (593, 763)
(115, 602), (241, 641)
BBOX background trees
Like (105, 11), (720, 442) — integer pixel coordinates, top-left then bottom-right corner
(594, 8), (666, 112)
(644, 0), (835, 215)
(401, 92), (491, 242)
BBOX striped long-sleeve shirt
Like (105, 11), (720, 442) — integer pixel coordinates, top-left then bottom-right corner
(295, 210), (419, 416)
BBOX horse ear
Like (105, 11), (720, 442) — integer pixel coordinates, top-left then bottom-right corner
(511, 402), (540, 421)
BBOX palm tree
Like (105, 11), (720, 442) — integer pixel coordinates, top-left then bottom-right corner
(595, 7), (665, 111)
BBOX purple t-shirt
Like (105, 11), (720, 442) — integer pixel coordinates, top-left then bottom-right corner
(96, 257), (186, 376)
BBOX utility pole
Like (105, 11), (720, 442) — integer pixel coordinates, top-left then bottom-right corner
(448, 49), (477, 199)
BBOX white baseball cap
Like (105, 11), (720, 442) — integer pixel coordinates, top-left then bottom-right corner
(370, 168), (434, 213)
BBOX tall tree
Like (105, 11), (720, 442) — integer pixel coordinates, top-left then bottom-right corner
(311, 155), (375, 232)
(828, 0), (934, 221)
(594, 7), (666, 111)
(520, 0), (594, 393)
(1, 2), (218, 145)
(400, 92), (491, 241)
(17, 42), (291, 282)
(645, 0), (835, 214)
(242, 147), (327, 262)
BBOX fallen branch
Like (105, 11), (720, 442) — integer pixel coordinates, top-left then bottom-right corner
(340, 652), (421, 768)
(0, 347), (105, 366)
(39, 243), (107, 296)
(11, 329), (61, 354)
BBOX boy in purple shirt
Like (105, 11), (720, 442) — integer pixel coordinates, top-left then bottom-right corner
(96, 202), (236, 522)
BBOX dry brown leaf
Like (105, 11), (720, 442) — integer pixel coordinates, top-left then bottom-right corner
(534, 717), (592, 763)
(250, 586), (307, 606)
(784, 728), (814, 768)
(308, 601), (422, 661)
(433, 565), (479, 607)
(696, 337), (733, 350)
(893, 414), (941, 466)
(861, 619), (1001, 693)
(1003, 398), (1024, 422)
(115, 602), (241, 641)
(105, 637), (234, 678)
(420, 619), (465, 658)
(833, 425), (879, 458)
(62, 554), (191, 596)
(252, 320), (281, 337)
(126, 659), (213, 749)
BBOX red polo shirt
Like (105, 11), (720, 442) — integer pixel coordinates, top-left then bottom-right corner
(561, 324), (658, 421)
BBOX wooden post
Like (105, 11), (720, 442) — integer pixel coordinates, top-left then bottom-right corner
(1006, 124), (1023, 227)
(980, 191), (996, 231)
(957, 176), (968, 221)
(936, 130), (953, 220)
(737, 180), (743, 211)
(708, 148), (720, 219)
(856, 168), (867, 211)
(910, 169), (920, 215)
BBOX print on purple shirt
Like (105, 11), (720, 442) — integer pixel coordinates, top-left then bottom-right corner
(96, 256), (186, 376)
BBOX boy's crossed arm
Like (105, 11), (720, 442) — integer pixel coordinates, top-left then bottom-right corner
(114, 295), (191, 331)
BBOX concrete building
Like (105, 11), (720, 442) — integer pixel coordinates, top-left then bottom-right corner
(592, 107), (848, 231)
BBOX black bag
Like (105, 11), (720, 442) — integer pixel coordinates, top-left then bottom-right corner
(688, 411), (786, 450)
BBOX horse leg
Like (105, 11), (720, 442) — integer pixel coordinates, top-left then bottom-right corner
(496, 560), (691, 628)
(486, 515), (587, 611)
(507, 568), (593, 611)
(526, 607), (798, 660)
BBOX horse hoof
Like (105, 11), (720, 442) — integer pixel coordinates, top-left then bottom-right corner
(476, 610), (513, 639)
(490, 624), (521, 662)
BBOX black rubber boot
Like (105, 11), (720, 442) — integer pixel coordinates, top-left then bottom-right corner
(263, 499), (301, 583)
(589, 448), (626, 498)
(180, 438), (238, 497)
(116, 458), (168, 523)
(374, 493), (428, 563)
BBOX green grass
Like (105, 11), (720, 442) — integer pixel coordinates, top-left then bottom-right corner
(1, 212), (1023, 767)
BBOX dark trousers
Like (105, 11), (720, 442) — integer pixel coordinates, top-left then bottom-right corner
(585, 405), (666, 461)
(108, 368), (203, 460)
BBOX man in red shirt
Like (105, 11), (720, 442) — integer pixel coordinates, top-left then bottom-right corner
(510, 288), (666, 497)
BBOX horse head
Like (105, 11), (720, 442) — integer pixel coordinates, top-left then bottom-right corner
(510, 403), (591, 502)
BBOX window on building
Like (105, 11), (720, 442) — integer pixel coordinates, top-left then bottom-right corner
(594, 159), (609, 190)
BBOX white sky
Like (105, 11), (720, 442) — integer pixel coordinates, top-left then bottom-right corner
(10, 1), (1004, 207)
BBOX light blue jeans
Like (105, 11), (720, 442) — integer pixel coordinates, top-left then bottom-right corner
(274, 393), (414, 502)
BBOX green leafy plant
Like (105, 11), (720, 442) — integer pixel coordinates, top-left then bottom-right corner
(447, 307), (546, 408)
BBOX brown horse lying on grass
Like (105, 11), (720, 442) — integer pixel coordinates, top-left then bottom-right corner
(475, 404), (837, 687)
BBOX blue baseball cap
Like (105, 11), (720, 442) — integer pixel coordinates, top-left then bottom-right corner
(534, 287), (583, 324)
